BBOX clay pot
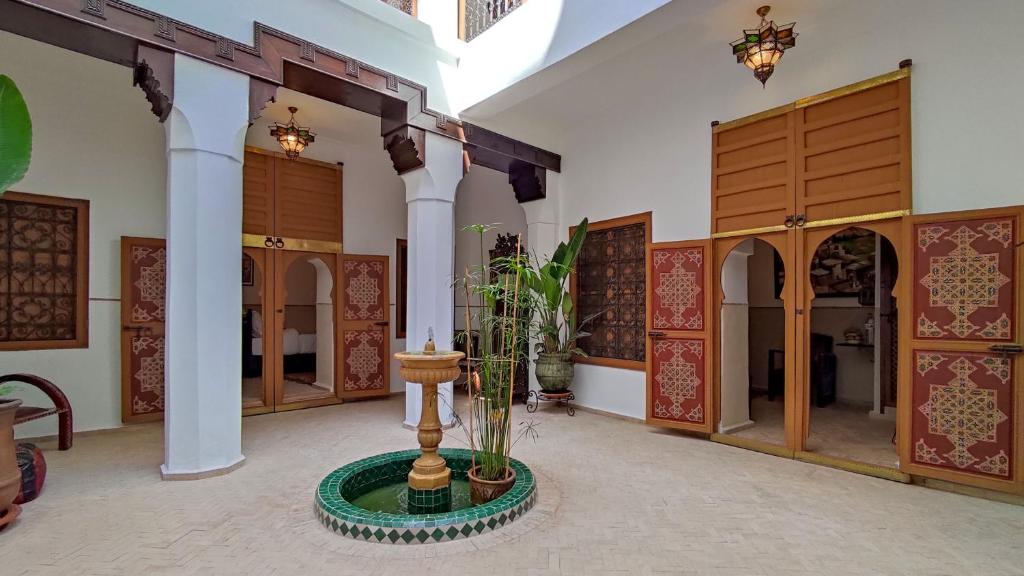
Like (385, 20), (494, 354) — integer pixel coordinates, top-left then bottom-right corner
(0, 399), (23, 526)
(534, 351), (574, 392)
(468, 465), (516, 505)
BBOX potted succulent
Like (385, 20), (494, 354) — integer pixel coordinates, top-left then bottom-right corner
(522, 219), (595, 392)
(0, 74), (33, 195)
(0, 383), (22, 528)
(456, 225), (536, 504)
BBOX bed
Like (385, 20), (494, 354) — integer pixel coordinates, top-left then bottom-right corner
(243, 309), (317, 377)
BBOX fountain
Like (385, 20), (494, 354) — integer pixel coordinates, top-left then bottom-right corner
(314, 332), (537, 544)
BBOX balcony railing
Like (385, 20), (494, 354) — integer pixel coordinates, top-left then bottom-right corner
(459, 0), (525, 41)
(380, 0), (416, 16)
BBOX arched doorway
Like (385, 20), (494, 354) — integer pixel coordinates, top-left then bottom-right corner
(800, 222), (902, 468)
(713, 232), (795, 451)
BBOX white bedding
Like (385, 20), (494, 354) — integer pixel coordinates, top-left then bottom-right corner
(251, 328), (316, 356)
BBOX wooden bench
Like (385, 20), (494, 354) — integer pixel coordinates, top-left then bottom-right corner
(0, 374), (72, 451)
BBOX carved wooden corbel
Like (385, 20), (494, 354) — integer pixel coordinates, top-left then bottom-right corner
(384, 125), (426, 175)
(508, 160), (546, 203)
(133, 44), (174, 122)
(248, 77), (278, 125)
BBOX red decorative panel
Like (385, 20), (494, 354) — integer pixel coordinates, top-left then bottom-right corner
(343, 329), (386, 392)
(913, 217), (1016, 341)
(911, 351), (1013, 478)
(651, 246), (705, 331)
(343, 259), (385, 321)
(651, 338), (706, 424)
(129, 335), (165, 416)
(128, 245), (166, 323)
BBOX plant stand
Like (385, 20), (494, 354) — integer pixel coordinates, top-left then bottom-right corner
(526, 390), (575, 416)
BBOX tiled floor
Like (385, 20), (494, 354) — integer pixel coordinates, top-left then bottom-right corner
(5, 395), (1023, 575)
(730, 396), (899, 468)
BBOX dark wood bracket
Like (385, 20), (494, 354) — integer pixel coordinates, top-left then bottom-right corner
(132, 44), (174, 122)
(507, 160), (546, 203)
(248, 77), (278, 125)
(383, 125), (426, 175)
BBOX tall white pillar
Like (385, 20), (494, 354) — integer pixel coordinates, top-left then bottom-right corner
(401, 132), (464, 427)
(162, 55), (249, 479)
(521, 172), (560, 393)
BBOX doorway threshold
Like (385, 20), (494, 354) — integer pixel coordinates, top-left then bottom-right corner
(795, 451), (910, 483)
(710, 433), (794, 458)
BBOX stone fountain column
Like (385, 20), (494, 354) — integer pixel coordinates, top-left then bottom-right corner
(395, 343), (464, 514)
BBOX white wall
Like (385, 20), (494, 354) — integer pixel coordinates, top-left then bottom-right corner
(496, 0), (1024, 418)
(453, 166), (526, 333)
(1, 32), (167, 437)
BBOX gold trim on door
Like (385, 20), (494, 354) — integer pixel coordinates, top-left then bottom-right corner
(242, 233), (342, 254)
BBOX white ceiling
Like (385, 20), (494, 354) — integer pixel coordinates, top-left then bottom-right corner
(255, 87), (383, 148)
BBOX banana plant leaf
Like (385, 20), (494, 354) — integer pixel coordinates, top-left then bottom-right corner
(0, 75), (32, 194)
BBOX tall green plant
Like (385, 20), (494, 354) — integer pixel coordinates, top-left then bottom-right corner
(0, 75), (32, 195)
(521, 218), (594, 356)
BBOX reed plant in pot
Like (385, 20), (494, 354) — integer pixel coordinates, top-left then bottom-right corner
(456, 225), (536, 504)
(521, 219), (597, 392)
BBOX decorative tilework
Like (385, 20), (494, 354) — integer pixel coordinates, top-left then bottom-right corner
(651, 247), (704, 331)
(914, 218), (1016, 341)
(911, 351), (1013, 478)
(315, 449), (536, 544)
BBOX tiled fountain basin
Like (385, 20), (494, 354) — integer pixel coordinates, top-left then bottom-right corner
(315, 448), (536, 544)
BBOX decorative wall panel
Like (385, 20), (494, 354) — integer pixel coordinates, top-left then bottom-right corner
(651, 339), (706, 424)
(343, 259), (386, 321)
(0, 196), (84, 345)
(913, 217), (1016, 341)
(911, 351), (1013, 478)
(128, 245), (166, 323)
(343, 329), (386, 392)
(128, 335), (166, 416)
(651, 246), (705, 331)
(121, 238), (167, 422)
(576, 222), (646, 362)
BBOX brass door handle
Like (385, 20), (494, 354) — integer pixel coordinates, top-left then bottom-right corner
(794, 214), (807, 227)
(374, 321), (390, 326)
(784, 215), (795, 228)
(264, 236), (274, 248)
(123, 325), (150, 334)
(648, 331), (666, 339)
(989, 343), (1023, 356)
(275, 237), (285, 249)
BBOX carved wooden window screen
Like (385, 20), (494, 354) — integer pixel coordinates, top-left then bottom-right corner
(574, 215), (649, 366)
(0, 192), (89, 350)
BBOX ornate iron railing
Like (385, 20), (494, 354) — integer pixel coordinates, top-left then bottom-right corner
(460, 0), (525, 41)
(380, 0), (416, 16)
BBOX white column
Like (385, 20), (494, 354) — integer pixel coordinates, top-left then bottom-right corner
(401, 132), (464, 427)
(521, 172), (560, 393)
(162, 55), (249, 479)
(719, 241), (754, 433)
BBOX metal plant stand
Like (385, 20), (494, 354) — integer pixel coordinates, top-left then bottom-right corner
(526, 390), (575, 416)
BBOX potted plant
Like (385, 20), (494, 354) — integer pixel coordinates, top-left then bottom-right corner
(0, 383), (22, 528)
(0, 74), (33, 195)
(456, 225), (536, 504)
(522, 219), (594, 392)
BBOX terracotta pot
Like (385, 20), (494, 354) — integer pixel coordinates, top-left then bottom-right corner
(468, 465), (516, 505)
(0, 399), (22, 522)
(534, 351), (574, 392)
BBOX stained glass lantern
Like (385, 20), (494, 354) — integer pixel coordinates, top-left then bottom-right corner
(729, 5), (797, 87)
(270, 106), (315, 159)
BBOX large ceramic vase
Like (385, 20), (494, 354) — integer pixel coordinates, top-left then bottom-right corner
(468, 465), (516, 505)
(0, 399), (22, 527)
(534, 351), (574, 392)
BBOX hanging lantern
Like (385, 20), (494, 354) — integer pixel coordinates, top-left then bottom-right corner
(270, 106), (315, 159)
(729, 5), (797, 87)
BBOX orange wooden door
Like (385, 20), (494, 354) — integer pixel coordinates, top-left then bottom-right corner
(712, 109), (795, 235)
(243, 148), (276, 239)
(120, 236), (166, 423)
(794, 69), (911, 226)
(899, 206), (1023, 494)
(273, 249), (342, 411)
(646, 240), (714, 432)
(340, 254), (391, 400)
(242, 246), (275, 416)
(273, 155), (343, 245)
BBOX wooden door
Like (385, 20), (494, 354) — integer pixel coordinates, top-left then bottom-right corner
(242, 247), (274, 416)
(798, 219), (903, 446)
(899, 207), (1023, 494)
(711, 232), (795, 450)
(711, 108), (795, 235)
(273, 154), (342, 245)
(243, 149), (275, 238)
(646, 240), (714, 432)
(120, 237), (166, 423)
(794, 69), (911, 226)
(340, 254), (391, 400)
(273, 250), (342, 411)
